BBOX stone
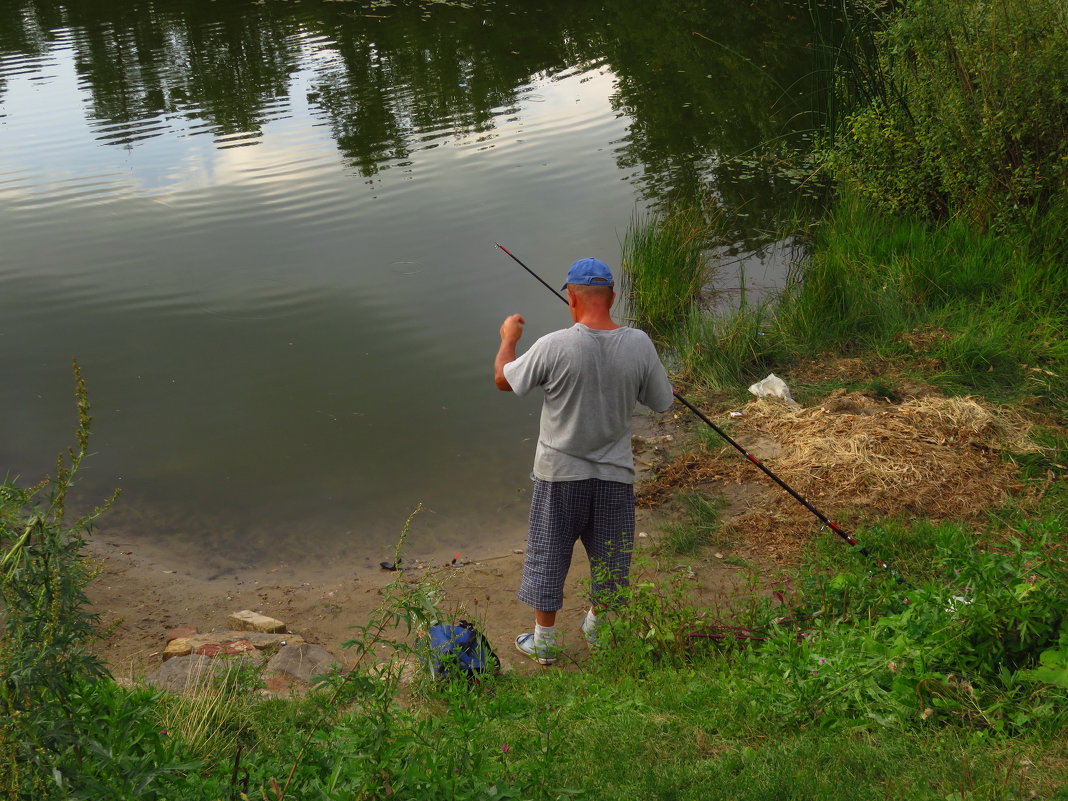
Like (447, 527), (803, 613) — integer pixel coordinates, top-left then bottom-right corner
(264, 644), (339, 687)
(146, 651), (261, 694)
(196, 639), (257, 657)
(163, 638), (192, 660)
(182, 631), (303, 653)
(263, 672), (296, 694)
(165, 625), (198, 642)
(228, 610), (286, 634)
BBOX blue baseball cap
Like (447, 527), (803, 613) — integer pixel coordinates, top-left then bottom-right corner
(561, 257), (614, 290)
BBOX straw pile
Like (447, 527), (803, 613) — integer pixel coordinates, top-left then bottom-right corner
(638, 391), (1038, 561)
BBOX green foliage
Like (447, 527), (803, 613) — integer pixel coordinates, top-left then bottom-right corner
(827, 0), (1068, 228)
(0, 361), (124, 799)
(669, 196), (1067, 408)
(51, 680), (206, 800)
(1018, 640), (1068, 690)
(738, 518), (1068, 734)
(0, 364), (216, 800)
(667, 300), (777, 390)
(587, 552), (770, 676)
(620, 205), (718, 341)
(660, 492), (727, 555)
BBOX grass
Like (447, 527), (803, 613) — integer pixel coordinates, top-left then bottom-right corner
(620, 205), (718, 341)
(657, 195), (1067, 413)
(151, 658), (259, 764)
(660, 492), (726, 555)
(5, 0), (1066, 793)
(667, 301), (776, 392)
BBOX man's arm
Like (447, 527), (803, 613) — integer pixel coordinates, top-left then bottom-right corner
(494, 313), (525, 391)
(639, 338), (676, 412)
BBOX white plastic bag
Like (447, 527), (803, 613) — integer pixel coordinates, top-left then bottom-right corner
(748, 373), (800, 409)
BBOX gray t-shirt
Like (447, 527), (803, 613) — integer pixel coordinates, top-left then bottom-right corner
(503, 323), (674, 484)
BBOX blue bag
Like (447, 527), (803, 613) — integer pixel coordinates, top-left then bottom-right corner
(424, 619), (499, 680)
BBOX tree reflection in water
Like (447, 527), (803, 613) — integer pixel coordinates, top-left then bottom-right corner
(0, 0), (837, 240)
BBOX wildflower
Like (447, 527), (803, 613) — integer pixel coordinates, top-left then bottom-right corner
(501, 744), (510, 754)
(817, 657), (826, 665)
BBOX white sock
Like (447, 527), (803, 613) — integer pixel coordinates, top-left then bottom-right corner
(534, 624), (557, 648)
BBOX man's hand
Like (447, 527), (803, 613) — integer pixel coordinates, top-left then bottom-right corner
(499, 313), (525, 344)
(494, 313), (525, 391)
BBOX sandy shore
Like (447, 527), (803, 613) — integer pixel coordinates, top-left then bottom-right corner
(87, 507), (750, 677)
(87, 409), (753, 676)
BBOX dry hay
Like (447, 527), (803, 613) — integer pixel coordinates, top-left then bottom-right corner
(639, 392), (1039, 561)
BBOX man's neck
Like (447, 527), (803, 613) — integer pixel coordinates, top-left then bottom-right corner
(575, 313), (620, 331)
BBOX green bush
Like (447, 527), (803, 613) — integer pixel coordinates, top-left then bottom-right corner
(743, 518), (1068, 733)
(828, 0), (1068, 228)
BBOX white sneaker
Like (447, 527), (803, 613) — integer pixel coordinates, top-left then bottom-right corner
(580, 611), (600, 647)
(515, 633), (558, 665)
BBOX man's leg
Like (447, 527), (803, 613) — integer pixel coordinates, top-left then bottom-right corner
(579, 480), (635, 644)
(535, 609), (557, 627)
(516, 479), (591, 663)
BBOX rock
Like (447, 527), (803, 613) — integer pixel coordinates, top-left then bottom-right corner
(196, 639), (257, 657)
(229, 610), (286, 633)
(165, 626), (198, 642)
(183, 631), (303, 653)
(163, 638), (192, 661)
(264, 644), (339, 688)
(146, 651), (261, 694)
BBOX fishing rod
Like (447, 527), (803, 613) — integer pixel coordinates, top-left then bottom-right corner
(495, 242), (906, 587)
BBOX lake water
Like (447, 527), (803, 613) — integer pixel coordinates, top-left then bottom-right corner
(0, 0), (831, 572)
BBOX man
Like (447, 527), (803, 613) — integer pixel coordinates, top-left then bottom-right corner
(494, 256), (674, 665)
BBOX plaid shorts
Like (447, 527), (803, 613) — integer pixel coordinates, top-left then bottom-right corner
(517, 477), (635, 612)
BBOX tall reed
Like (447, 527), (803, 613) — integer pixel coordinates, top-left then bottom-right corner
(666, 302), (774, 392)
(620, 206), (717, 341)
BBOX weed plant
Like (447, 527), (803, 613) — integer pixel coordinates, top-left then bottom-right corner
(0, 362), (209, 800)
